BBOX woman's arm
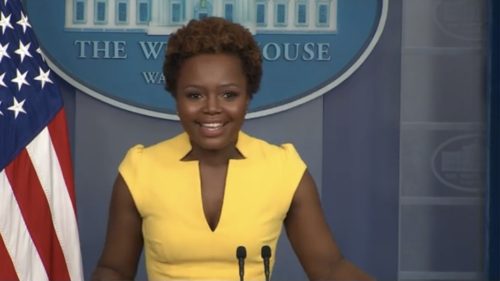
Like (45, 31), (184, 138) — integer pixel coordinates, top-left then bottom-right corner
(284, 170), (374, 281)
(91, 174), (143, 281)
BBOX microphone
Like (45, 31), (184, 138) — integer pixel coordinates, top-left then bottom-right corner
(236, 246), (247, 281)
(261, 245), (272, 281)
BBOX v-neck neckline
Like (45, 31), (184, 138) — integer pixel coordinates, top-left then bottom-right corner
(173, 131), (253, 233)
(182, 159), (243, 233)
(196, 160), (232, 233)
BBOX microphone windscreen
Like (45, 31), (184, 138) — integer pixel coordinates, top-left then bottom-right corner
(236, 246), (247, 259)
(261, 245), (272, 258)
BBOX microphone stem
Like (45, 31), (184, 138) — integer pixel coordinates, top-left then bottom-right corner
(239, 259), (244, 281)
(264, 259), (270, 281)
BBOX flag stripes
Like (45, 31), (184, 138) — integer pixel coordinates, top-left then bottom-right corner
(47, 110), (77, 211)
(5, 149), (71, 281)
(0, 235), (19, 281)
(0, 112), (84, 281)
(26, 124), (83, 281)
(0, 170), (49, 281)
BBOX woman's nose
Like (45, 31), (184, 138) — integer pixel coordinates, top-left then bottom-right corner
(203, 94), (221, 114)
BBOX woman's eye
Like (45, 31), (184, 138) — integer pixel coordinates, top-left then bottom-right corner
(186, 92), (202, 99)
(222, 91), (238, 99)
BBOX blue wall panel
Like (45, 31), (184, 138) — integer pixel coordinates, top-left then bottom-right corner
(488, 0), (500, 278)
(322, 1), (402, 280)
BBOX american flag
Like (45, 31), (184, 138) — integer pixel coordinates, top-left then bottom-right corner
(0, 0), (83, 280)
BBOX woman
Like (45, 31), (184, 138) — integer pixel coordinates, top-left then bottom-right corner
(92, 17), (373, 281)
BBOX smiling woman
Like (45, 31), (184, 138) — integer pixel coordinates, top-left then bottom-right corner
(175, 54), (249, 155)
(91, 17), (374, 281)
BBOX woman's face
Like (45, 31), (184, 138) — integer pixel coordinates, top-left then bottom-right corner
(175, 53), (250, 153)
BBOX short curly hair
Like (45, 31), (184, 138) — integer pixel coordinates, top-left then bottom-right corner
(163, 17), (262, 98)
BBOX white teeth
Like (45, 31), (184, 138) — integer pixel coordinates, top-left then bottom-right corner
(200, 123), (223, 129)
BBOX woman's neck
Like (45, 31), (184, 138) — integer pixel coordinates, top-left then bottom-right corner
(183, 143), (244, 166)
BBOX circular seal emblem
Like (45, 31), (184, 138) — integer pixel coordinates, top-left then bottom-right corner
(431, 134), (485, 193)
(26, 0), (388, 120)
(434, 0), (484, 42)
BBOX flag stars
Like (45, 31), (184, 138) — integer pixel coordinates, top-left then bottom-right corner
(15, 41), (32, 62)
(35, 68), (53, 89)
(8, 97), (27, 119)
(11, 69), (30, 91)
(16, 12), (31, 33)
(0, 11), (13, 34)
(0, 101), (3, 116)
(0, 42), (10, 62)
(0, 72), (6, 88)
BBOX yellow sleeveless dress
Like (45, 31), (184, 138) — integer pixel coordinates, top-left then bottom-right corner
(119, 131), (306, 281)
